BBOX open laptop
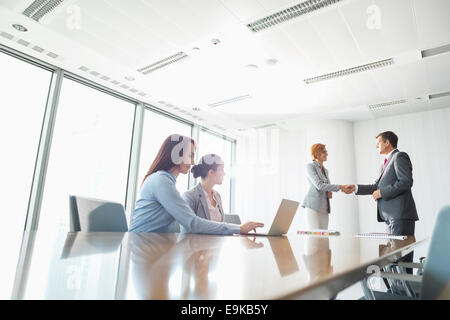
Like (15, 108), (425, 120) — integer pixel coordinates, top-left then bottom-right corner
(242, 199), (299, 236)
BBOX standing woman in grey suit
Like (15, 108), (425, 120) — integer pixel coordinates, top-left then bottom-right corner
(302, 143), (349, 229)
(183, 154), (226, 222)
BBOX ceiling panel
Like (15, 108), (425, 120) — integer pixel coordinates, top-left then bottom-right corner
(339, 0), (391, 60)
(256, 0), (296, 12)
(144, 0), (236, 38)
(308, 8), (363, 68)
(283, 19), (336, 75)
(56, 1), (175, 60)
(399, 62), (429, 97)
(44, 10), (146, 68)
(369, 66), (407, 102)
(339, 73), (382, 106)
(414, 0), (450, 49)
(219, 0), (266, 22)
(374, 0), (418, 53)
(253, 30), (316, 78)
(105, 0), (195, 47)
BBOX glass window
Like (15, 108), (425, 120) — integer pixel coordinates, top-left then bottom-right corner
(39, 78), (135, 234)
(197, 130), (234, 213)
(0, 51), (52, 299)
(137, 110), (192, 194)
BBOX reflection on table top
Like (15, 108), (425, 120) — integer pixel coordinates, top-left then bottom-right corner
(20, 231), (426, 300)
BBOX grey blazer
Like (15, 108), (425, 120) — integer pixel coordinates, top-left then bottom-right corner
(356, 149), (419, 222)
(302, 161), (340, 213)
(182, 183), (225, 222)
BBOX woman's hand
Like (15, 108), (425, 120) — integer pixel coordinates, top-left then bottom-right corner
(240, 222), (264, 234)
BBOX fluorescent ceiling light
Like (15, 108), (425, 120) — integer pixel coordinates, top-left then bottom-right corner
(137, 52), (188, 75)
(368, 99), (407, 110)
(253, 123), (277, 129)
(247, 0), (343, 32)
(208, 94), (252, 108)
(22, 0), (65, 22)
(304, 58), (393, 84)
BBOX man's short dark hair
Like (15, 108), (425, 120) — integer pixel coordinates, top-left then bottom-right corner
(376, 131), (398, 148)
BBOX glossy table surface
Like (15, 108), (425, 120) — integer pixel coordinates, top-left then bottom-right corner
(19, 231), (426, 300)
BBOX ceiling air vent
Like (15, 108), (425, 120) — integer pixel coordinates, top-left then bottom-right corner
(421, 43), (450, 58)
(304, 58), (393, 84)
(32, 45), (45, 53)
(1, 29), (62, 61)
(46, 51), (58, 59)
(247, 0), (343, 32)
(368, 99), (407, 111)
(208, 94), (252, 108)
(137, 52), (188, 75)
(17, 39), (30, 47)
(0, 31), (14, 40)
(429, 91), (450, 100)
(22, 0), (65, 22)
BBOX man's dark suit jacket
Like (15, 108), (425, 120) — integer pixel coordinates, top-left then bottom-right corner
(356, 149), (419, 222)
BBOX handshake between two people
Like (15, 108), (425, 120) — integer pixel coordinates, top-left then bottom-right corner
(336, 185), (382, 201)
(339, 184), (356, 194)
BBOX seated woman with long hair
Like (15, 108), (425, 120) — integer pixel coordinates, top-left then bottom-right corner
(130, 134), (263, 234)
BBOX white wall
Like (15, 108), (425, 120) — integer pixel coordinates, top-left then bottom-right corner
(234, 119), (359, 236)
(353, 107), (450, 258)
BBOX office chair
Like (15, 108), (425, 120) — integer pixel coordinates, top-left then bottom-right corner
(361, 205), (450, 300)
(69, 195), (128, 232)
(223, 214), (241, 224)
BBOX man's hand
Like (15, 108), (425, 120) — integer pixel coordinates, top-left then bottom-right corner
(327, 191), (333, 199)
(240, 222), (264, 234)
(372, 189), (382, 201)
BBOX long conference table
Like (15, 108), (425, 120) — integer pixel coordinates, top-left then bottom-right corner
(16, 230), (426, 300)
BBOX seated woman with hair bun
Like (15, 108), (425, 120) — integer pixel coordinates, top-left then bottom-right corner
(183, 154), (227, 222)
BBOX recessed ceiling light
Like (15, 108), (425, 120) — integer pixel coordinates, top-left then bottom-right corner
(368, 99), (407, 110)
(247, 0), (343, 32)
(304, 58), (394, 84)
(208, 94), (252, 108)
(266, 58), (278, 65)
(12, 24), (28, 32)
(125, 76), (135, 81)
(244, 64), (259, 69)
(137, 51), (188, 75)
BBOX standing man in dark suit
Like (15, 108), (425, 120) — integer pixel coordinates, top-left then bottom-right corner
(349, 131), (419, 236)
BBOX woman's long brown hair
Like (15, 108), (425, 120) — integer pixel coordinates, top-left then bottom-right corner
(142, 134), (196, 185)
